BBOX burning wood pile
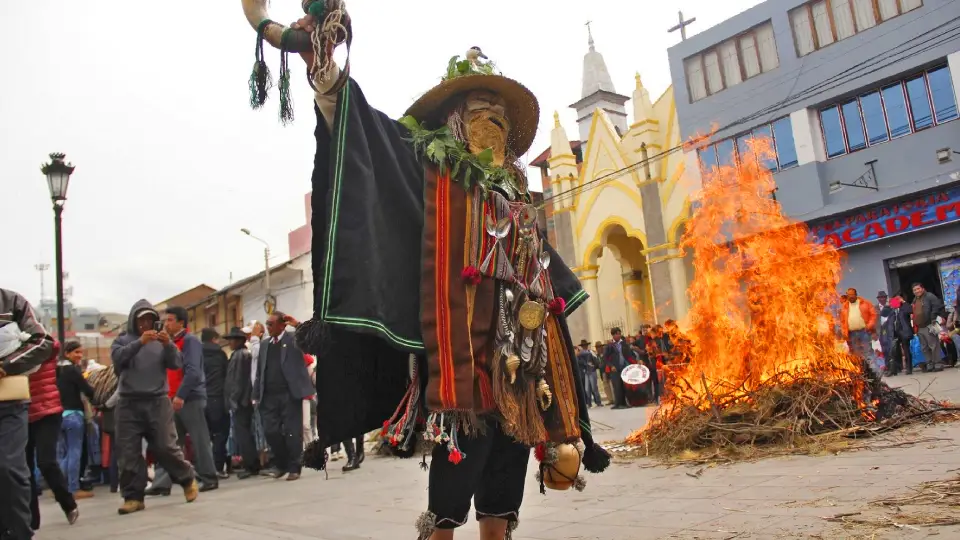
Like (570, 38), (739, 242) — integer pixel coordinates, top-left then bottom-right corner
(626, 141), (956, 463)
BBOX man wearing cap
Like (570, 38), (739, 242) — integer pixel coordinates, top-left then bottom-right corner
(223, 327), (259, 478)
(286, 11), (607, 540)
(110, 300), (198, 515)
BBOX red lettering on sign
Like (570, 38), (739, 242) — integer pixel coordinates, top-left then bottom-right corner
(864, 222), (886, 240)
(935, 201), (960, 222)
(911, 210), (936, 228)
(886, 215), (910, 233)
(841, 228), (862, 243)
(824, 233), (843, 248)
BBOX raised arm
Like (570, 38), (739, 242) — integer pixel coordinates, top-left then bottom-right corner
(112, 332), (154, 373)
(292, 14), (342, 131)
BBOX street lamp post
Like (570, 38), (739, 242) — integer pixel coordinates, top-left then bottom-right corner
(41, 153), (76, 349)
(240, 228), (274, 313)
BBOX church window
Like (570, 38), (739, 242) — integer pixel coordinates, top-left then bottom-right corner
(790, 0), (923, 57)
(695, 117), (799, 175)
(816, 65), (956, 158)
(683, 21), (778, 102)
(740, 35), (761, 79)
(685, 57), (708, 101)
(703, 51), (724, 95)
(698, 145), (718, 173)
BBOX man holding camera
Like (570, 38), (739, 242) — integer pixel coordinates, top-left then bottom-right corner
(111, 300), (198, 515)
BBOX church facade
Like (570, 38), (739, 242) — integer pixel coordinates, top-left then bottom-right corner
(531, 31), (702, 344)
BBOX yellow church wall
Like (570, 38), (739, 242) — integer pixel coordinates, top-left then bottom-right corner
(547, 75), (703, 336)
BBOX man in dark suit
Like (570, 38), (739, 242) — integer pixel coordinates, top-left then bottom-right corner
(602, 327), (636, 410)
(252, 312), (314, 481)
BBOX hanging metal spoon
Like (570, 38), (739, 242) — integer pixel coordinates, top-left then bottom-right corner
(480, 216), (512, 273)
(529, 249), (552, 295)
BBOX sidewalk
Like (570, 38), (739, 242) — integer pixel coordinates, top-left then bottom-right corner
(37, 370), (960, 540)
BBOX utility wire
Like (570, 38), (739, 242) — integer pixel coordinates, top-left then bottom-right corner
(679, 4), (960, 129)
(537, 20), (960, 209)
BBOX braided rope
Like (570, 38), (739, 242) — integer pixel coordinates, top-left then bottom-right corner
(311, 2), (349, 86)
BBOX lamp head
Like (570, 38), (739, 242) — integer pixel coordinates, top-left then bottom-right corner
(41, 152), (75, 203)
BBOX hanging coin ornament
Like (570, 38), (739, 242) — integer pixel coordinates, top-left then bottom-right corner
(518, 300), (546, 330)
(520, 335), (534, 363)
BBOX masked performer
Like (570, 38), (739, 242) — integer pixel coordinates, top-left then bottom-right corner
(241, 2), (609, 539)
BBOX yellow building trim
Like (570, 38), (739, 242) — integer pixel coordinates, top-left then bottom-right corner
(553, 206), (575, 214)
(575, 109), (642, 209)
(547, 153), (576, 164)
(667, 197), (694, 243)
(571, 264), (600, 274)
(623, 279), (646, 287)
(648, 253), (684, 265)
(652, 85), (673, 108)
(641, 242), (678, 255)
(579, 275), (598, 282)
(628, 118), (661, 130)
(580, 216), (648, 268)
(574, 180), (645, 239)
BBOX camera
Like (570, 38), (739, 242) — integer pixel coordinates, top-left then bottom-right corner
(154, 321), (164, 332)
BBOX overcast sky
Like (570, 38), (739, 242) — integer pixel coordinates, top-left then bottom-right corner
(1, 0), (761, 313)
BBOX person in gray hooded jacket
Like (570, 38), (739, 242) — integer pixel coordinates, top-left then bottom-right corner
(110, 300), (198, 515)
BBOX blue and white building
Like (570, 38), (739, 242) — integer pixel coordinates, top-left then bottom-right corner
(669, 0), (960, 308)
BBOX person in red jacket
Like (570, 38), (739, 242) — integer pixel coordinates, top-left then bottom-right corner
(25, 339), (82, 531)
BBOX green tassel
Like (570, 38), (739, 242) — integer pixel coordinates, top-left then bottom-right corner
(307, 1), (326, 21)
(278, 28), (294, 125)
(249, 20), (273, 110)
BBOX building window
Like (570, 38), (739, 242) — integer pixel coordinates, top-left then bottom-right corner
(790, 0), (923, 57)
(697, 117), (799, 173)
(684, 21), (779, 102)
(84, 323), (95, 331)
(207, 313), (216, 328)
(817, 65), (956, 158)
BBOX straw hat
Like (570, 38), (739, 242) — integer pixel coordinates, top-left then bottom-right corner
(405, 48), (539, 157)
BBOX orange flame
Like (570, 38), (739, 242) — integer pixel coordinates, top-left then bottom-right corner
(627, 138), (864, 442)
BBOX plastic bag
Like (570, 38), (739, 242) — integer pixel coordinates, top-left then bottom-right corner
(910, 336), (924, 367)
(0, 322), (30, 359)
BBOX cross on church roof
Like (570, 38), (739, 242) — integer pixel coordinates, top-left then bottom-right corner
(586, 20), (595, 51)
(668, 10), (697, 41)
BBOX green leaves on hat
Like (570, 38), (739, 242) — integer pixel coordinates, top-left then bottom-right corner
(444, 55), (497, 81)
(399, 115), (520, 199)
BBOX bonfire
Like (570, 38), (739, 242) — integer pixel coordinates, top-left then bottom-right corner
(626, 140), (956, 463)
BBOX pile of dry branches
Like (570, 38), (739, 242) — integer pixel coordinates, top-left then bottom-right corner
(820, 475), (960, 534)
(625, 364), (960, 464)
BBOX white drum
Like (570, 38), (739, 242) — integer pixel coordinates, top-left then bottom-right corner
(621, 363), (651, 390)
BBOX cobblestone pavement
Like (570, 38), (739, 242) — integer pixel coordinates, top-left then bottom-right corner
(37, 370), (960, 540)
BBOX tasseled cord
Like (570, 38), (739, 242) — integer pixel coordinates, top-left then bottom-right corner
(248, 20), (273, 110)
(301, 439), (329, 479)
(278, 29), (295, 124)
(582, 441), (611, 474)
(293, 318), (330, 357)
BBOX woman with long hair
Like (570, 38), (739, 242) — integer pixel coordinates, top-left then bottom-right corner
(57, 342), (97, 502)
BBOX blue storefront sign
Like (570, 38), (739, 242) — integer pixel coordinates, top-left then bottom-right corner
(811, 187), (960, 249)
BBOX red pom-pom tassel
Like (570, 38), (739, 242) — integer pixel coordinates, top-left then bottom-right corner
(548, 297), (566, 316)
(534, 443), (546, 462)
(461, 266), (482, 285)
